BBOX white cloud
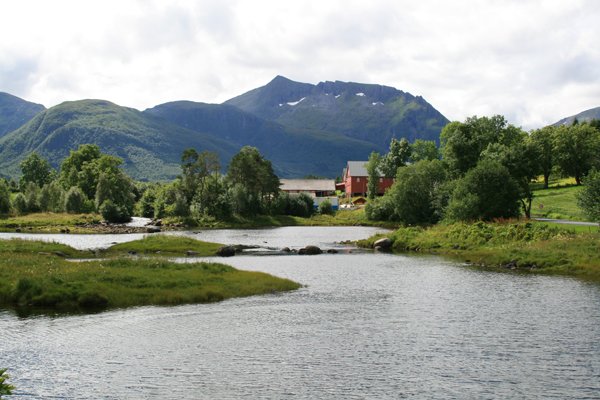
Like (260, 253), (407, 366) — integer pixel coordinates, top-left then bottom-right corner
(1, 0), (599, 128)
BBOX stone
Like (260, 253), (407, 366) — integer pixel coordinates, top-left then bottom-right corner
(298, 245), (322, 255)
(186, 250), (199, 256)
(217, 246), (236, 257)
(146, 227), (161, 233)
(373, 237), (392, 249)
(326, 249), (338, 254)
(281, 247), (291, 253)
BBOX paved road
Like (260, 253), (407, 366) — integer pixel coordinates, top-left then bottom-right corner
(534, 217), (599, 227)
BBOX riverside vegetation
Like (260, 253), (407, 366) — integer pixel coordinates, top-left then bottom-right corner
(0, 237), (301, 314)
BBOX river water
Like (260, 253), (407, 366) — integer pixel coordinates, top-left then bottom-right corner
(1, 227), (599, 399)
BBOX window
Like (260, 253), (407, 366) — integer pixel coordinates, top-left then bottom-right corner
(379, 178), (383, 183)
(356, 177), (360, 182)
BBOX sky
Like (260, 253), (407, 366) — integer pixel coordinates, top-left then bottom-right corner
(1, 0), (599, 130)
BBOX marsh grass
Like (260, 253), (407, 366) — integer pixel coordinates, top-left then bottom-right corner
(0, 239), (301, 314)
(359, 221), (600, 280)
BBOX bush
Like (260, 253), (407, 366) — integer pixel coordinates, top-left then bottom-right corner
(318, 199), (334, 215)
(445, 159), (521, 221)
(99, 200), (131, 223)
(11, 193), (28, 215)
(365, 196), (395, 221)
(577, 168), (600, 224)
(0, 180), (10, 214)
(0, 368), (15, 397)
(64, 186), (86, 213)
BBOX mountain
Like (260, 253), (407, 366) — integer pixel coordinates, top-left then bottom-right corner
(144, 101), (377, 177)
(554, 106), (600, 126)
(225, 75), (449, 147)
(0, 100), (238, 181)
(0, 92), (45, 138)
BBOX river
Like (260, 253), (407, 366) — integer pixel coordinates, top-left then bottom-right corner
(1, 227), (599, 399)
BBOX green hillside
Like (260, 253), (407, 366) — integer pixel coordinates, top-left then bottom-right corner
(225, 76), (449, 146)
(0, 92), (45, 138)
(0, 100), (238, 181)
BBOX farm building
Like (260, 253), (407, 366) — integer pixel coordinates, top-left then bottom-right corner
(341, 161), (394, 198)
(279, 179), (339, 210)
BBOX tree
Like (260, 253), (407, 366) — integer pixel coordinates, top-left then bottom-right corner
(12, 193), (27, 215)
(529, 126), (556, 188)
(388, 159), (447, 225)
(318, 199), (334, 215)
(380, 138), (411, 177)
(445, 159), (521, 221)
(554, 124), (600, 185)
(95, 171), (135, 222)
(59, 144), (102, 197)
(577, 169), (600, 225)
(366, 151), (381, 200)
(227, 146), (280, 215)
(181, 149), (221, 214)
(410, 139), (439, 162)
(23, 182), (40, 213)
(480, 131), (538, 218)
(20, 152), (54, 188)
(38, 181), (65, 212)
(0, 180), (10, 214)
(64, 186), (86, 214)
(440, 115), (521, 176)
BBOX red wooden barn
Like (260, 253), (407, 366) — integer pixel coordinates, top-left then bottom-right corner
(342, 161), (394, 198)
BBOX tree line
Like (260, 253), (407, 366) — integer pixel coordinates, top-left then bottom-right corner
(0, 145), (332, 223)
(365, 116), (600, 224)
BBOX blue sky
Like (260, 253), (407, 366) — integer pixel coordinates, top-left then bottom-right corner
(1, 0), (599, 129)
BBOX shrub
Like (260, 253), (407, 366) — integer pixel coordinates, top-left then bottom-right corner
(11, 193), (28, 215)
(0, 368), (15, 397)
(0, 180), (10, 214)
(365, 196), (395, 221)
(319, 199), (334, 215)
(577, 168), (600, 224)
(99, 200), (130, 223)
(64, 186), (86, 213)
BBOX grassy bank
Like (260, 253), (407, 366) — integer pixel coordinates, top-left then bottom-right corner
(175, 209), (398, 229)
(105, 235), (223, 257)
(359, 221), (600, 281)
(0, 239), (301, 314)
(0, 213), (102, 233)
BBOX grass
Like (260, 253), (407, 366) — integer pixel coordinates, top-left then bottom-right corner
(0, 213), (102, 233)
(0, 239), (301, 314)
(531, 185), (587, 221)
(358, 220), (600, 281)
(105, 235), (223, 257)
(172, 208), (397, 229)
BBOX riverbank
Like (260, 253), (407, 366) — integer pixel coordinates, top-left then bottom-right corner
(0, 209), (397, 234)
(359, 221), (600, 281)
(0, 238), (301, 314)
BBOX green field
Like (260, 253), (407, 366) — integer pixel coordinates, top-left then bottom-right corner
(531, 185), (587, 221)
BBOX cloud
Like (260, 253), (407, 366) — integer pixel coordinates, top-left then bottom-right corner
(0, 0), (599, 129)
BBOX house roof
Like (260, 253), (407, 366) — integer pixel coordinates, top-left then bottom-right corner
(346, 160), (388, 177)
(280, 179), (336, 192)
(346, 161), (369, 177)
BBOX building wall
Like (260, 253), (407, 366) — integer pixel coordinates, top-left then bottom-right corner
(345, 176), (394, 197)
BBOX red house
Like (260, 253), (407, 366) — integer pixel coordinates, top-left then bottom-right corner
(342, 161), (394, 198)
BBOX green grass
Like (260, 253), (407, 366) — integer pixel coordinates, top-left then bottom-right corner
(359, 221), (600, 281)
(174, 209), (397, 229)
(0, 212), (102, 233)
(105, 235), (223, 257)
(0, 239), (301, 314)
(531, 185), (587, 221)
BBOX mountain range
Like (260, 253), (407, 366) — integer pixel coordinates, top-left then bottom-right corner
(0, 76), (450, 180)
(553, 106), (600, 126)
